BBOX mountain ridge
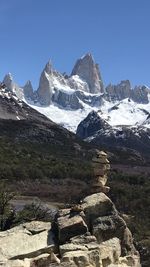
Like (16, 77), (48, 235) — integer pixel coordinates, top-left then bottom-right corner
(1, 53), (150, 163)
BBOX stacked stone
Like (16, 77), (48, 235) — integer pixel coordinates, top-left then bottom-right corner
(91, 150), (110, 194)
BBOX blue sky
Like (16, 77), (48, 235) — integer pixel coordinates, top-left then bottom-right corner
(0, 0), (150, 89)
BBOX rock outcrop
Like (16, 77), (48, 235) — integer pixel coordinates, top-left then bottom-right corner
(56, 209), (88, 244)
(76, 110), (111, 139)
(54, 192), (140, 267)
(0, 151), (141, 267)
(71, 53), (104, 94)
(36, 54), (105, 108)
(76, 110), (150, 164)
(0, 221), (58, 267)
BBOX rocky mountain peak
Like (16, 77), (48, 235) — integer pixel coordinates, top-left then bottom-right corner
(131, 85), (149, 103)
(25, 80), (32, 87)
(3, 72), (13, 81)
(81, 53), (94, 61)
(3, 73), (14, 91)
(37, 69), (53, 106)
(71, 53), (104, 94)
(77, 111), (110, 139)
(44, 61), (53, 74)
(105, 80), (131, 101)
(23, 80), (34, 99)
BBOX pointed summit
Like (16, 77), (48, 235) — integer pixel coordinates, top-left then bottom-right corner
(3, 73), (15, 91)
(44, 61), (53, 74)
(37, 70), (53, 106)
(23, 80), (33, 99)
(81, 53), (94, 60)
(71, 53), (104, 94)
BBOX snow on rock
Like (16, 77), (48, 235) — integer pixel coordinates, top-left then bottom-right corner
(27, 95), (150, 133)
(1, 54), (150, 134)
(100, 98), (150, 127)
(71, 53), (104, 94)
(28, 101), (96, 132)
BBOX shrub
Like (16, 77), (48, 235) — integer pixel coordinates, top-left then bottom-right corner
(0, 181), (15, 230)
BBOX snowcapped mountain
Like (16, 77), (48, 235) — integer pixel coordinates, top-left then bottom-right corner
(1, 53), (150, 161)
(76, 110), (150, 161)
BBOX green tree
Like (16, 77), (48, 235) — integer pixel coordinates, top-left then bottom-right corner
(0, 182), (15, 230)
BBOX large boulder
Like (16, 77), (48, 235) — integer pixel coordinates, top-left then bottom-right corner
(92, 215), (126, 243)
(56, 209), (88, 244)
(81, 193), (114, 226)
(0, 221), (54, 261)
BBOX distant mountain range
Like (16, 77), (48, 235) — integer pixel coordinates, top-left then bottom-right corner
(1, 53), (150, 163)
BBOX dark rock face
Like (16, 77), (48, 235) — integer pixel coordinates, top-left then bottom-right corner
(71, 53), (104, 94)
(95, 217), (136, 263)
(105, 80), (131, 101)
(105, 80), (149, 104)
(0, 87), (90, 150)
(76, 110), (150, 163)
(142, 114), (150, 126)
(131, 85), (149, 104)
(75, 90), (104, 107)
(52, 89), (83, 110)
(76, 111), (111, 139)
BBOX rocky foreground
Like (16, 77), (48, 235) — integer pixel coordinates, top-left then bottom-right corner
(0, 151), (141, 267)
(0, 192), (141, 267)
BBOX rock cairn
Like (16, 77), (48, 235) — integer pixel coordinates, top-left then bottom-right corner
(0, 151), (141, 267)
(91, 150), (110, 194)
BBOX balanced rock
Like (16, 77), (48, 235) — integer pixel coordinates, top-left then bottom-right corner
(91, 150), (110, 194)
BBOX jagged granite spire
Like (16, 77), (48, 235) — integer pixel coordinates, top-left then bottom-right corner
(37, 62), (53, 105)
(105, 80), (131, 101)
(3, 73), (15, 91)
(44, 60), (53, 74)
(71, 53), (104, 94)
(23, 80), (34, 99)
